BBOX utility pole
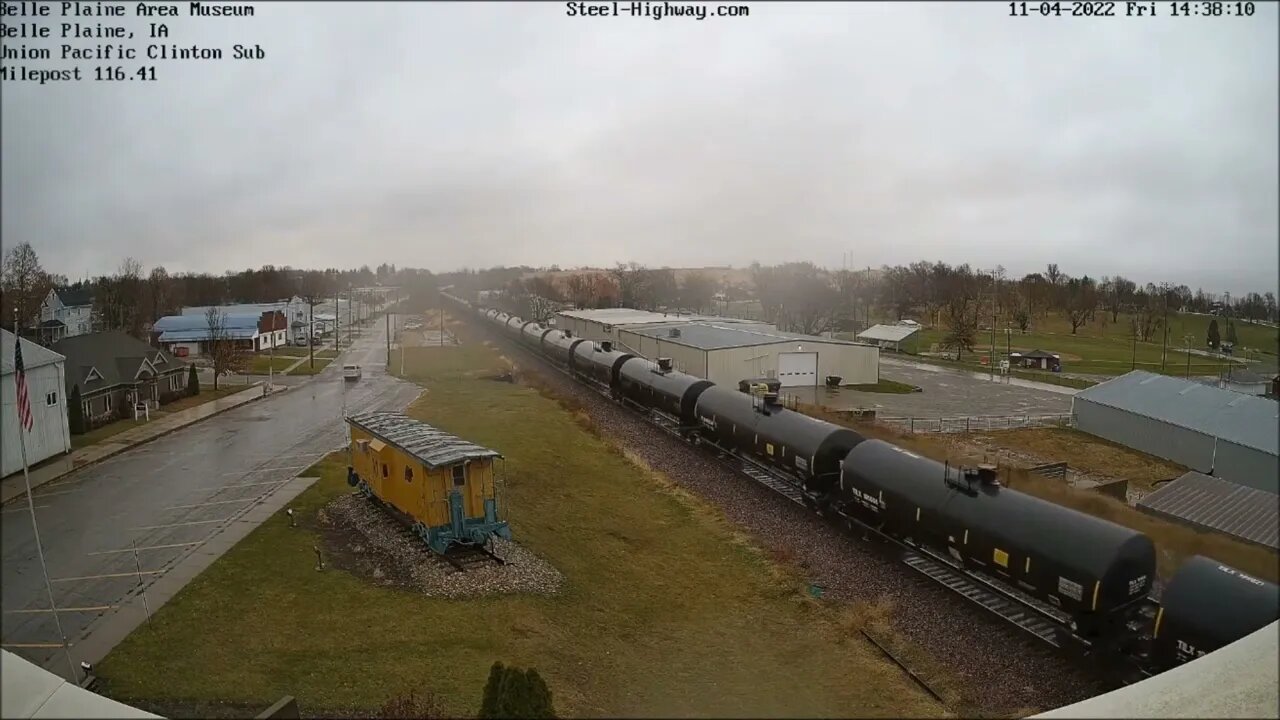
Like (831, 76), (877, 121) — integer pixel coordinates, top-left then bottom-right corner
(385, 309), (391, 367)
(308, 297), (315, 369)
(1131, 319), (1138, 371)
(989, 269), (998, 382)
(1160, 283), (1170, 372)
(334, 283), (339, 353)
(440, 291), (444, 347)
(348, 284), (353, 347)
(1184, 335), (1193, 378)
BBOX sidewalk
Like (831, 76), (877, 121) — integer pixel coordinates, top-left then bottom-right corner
(0, 383), (287, 505)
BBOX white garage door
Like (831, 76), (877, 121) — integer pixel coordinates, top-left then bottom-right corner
(776, 352), (818, 387)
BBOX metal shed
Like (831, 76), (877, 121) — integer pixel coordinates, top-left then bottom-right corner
(615, 322), (878, 388)
(1137, 471), (1278, 550)
(855, 324), (920, 352)
(1071, 371), (1279, 493)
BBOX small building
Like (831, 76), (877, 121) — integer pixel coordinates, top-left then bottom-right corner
(1137, 471), (1278, 551)
(1, 330), (72, 478)
(1072, 371), (1279, 493)
(152, 310), (288, 356)
(1009, 349), (1062, 372)
(617, 321), (879, 388)
(33, 286), (95, 343)
(555, 307), (762, 342)
(856, 323), (920, 352)
(346, 411), (510, 555)
(1219, 369), (1271, 398)
(52, 331), (190, 428)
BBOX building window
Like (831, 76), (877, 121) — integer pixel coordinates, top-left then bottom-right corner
(46, 391), (57, 406)
(405, 466), (414, 483)
(452, 465), (465, 487)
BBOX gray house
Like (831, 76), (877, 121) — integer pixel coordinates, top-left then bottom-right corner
(52, 331), (189, 429)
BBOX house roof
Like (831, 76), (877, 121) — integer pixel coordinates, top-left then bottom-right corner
(856, 324), (920, 343)
(55, 286), (94, 308)
(346, 411), (501, 468)
(36, 319), (66, 329)
(0, 329), (65, 374)
(51, 331), (185, 394)
(1012, 349), (1059, 359)
(556, 307), (756, 327)
(153, 313), (264, 340)
(1137, 471), (1278, 549)
(1074, 370), (1279, 455)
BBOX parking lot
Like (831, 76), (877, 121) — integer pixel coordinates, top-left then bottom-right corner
(782, 358), (1076, 418)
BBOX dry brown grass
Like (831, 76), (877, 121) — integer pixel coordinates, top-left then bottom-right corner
(967, 427), (1186, 492)
(801, 403), (1280, 584)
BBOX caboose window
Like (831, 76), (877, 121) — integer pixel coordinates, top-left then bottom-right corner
(381, 464), (388, 478)
(452, 465), (465, 487)
(405, 466), (414, 483)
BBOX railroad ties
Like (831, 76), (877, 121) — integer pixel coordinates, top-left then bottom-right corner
(380, 498), (505, 573)
(739, 464), (807, 506)
(902, 551), (1063, 647)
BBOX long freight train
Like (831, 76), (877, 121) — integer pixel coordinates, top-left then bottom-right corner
(441, 293), (1279, 677)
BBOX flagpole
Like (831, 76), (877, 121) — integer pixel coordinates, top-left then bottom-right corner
(12, 309), (78, 681)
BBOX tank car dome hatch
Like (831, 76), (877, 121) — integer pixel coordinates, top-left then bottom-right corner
(1154, 555), (1280, 668)
(657, 357), (674, 373)
(618, 357), (714, 426)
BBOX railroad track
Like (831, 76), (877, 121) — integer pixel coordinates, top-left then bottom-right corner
(361, 490), (506, 572)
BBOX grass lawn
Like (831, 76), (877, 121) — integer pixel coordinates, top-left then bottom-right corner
(97, 325), (947, 719)
(70, 386), (245, 450)
(846, 378), (917, 393)
(246, 355), (298, 375)
(285, 358), (333, 376)
(909, 310), (1276, 379)
(272, 347), (340, 360)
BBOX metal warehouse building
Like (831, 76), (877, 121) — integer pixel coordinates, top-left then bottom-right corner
(1071, 371), (1279, 494)
(554, 309), (878, 388)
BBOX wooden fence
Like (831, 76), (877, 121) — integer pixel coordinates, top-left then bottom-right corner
(876, 414), (1074, 434)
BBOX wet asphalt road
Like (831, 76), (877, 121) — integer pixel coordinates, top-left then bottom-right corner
(1, 320), (421, 671)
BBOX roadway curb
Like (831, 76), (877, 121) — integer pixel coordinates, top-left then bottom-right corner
(0, 384), (290, 506)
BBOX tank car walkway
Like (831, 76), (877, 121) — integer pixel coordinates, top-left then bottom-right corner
(0, 383), (284, 507)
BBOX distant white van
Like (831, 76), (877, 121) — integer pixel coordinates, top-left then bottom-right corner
(343, 364), (362, 381)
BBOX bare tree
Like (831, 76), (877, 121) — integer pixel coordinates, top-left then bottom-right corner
(204, 307), (233, 390)
(610, 262), (649, 309)
(678, 271), (717, 314)
(1045, 263), (1062, 287)
(1, 242), (55, 330)
(1064, 276), (1099, 334)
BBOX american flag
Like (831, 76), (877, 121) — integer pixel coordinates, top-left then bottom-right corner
(14, 336), (33, 432)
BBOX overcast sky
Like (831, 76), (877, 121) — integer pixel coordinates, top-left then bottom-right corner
(2, 2), (1276, 293)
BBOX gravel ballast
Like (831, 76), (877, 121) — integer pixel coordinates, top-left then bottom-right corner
(319, 492), (563, 599)
(471, 320), (1114, 717)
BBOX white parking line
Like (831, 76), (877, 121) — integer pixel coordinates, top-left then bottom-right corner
(30, 488), (86, 499)
(51, 571), (161, 583)
(1, 504), (49, 514)
(133, 518), (231, 531)
(221, 464), (309, 476)
(204, 480), (288, 490)
(165, 498), (257, 510)
(4, 606), (115, 614)
(1, 642), (64, 649)
(87, 542), (201, 556)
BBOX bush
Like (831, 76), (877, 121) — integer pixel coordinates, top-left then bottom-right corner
(67, 384), (85, 435)
(479, 661), (556, 719)
(187, 365), (200, 397)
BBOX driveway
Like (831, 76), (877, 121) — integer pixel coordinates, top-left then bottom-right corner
(783, 358), (1075, 418)
(1, 320), (420, 676)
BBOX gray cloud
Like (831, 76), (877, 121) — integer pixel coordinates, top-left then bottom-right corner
(2, 1), (1275, 293)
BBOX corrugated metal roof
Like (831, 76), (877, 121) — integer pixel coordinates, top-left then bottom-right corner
(1075, 371), (1279, 454)
(347, 411), (501, 468)
(556, 307), (755, 327)
(157, 329), (259, 342)
(856, 324), (920, 343)
(154, 314), (264, 333)
(0, 329), (65, 373)
(1137, 471), (1278, 549)
(628, 322), (865, 351)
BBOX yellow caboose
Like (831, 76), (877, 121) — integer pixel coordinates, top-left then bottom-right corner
(345, 410), (511, 555)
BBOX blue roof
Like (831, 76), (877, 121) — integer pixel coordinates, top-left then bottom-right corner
(153, 314), (262, 332)
(1075, 371), (1279, 454)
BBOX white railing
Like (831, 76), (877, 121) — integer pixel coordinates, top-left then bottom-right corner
(877, 414), (1074, 434)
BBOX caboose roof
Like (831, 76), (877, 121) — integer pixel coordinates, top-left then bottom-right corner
(346, 411), (502, 468)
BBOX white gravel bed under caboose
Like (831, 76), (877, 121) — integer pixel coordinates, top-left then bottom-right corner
(318, 492), (563, 599)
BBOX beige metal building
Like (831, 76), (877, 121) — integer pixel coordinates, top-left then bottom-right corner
(555, 308), (879, 388)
